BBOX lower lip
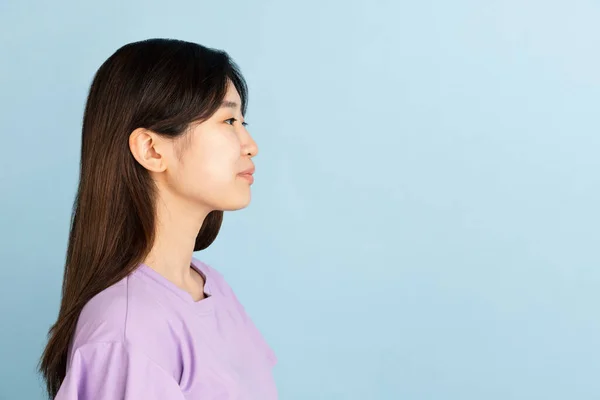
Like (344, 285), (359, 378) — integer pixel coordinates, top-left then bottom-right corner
(238, 173), (254, 184)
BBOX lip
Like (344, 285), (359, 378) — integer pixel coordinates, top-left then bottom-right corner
(238, 166), (255, 184)
(239, 166), (255, 175)
(238, 173), (254, 184)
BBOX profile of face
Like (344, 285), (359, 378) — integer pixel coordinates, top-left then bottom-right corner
(129, 79), (259, 214)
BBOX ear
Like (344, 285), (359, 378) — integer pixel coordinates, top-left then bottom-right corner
(129, 127), (167, 172)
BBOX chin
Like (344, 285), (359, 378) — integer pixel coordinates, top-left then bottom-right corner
(222, 204), (250, 212)
(221, 196), (252, 211)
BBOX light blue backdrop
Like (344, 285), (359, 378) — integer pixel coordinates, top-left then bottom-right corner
(1, 0), (599, 399)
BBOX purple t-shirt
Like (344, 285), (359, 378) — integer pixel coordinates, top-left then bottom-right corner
(55, 258), (278, 399)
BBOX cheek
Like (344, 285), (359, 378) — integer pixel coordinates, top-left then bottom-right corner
(187, 138), (239, 185)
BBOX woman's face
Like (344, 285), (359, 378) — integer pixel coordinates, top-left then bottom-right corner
(171, 80), (259, 212)
(132, 79), (259, 214)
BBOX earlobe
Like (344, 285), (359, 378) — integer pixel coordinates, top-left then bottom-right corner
(128, 128), (166, 172)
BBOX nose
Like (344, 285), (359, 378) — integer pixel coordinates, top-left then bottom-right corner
(242, 131), (259, 157)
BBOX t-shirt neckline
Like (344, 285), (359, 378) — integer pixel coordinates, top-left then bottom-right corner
(134, 258), (215, 315)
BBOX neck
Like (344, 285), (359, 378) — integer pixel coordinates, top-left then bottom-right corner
(143, 186), (211, 288)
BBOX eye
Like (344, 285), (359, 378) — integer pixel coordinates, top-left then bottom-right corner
(225, 118), (249, 127)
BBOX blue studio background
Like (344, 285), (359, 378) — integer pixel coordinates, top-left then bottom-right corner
(1, 0), (599, 399)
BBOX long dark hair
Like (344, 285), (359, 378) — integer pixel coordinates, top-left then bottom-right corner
(38, 38), (249, 398)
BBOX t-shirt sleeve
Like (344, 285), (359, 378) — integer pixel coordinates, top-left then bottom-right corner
(55, 342), (185, 400)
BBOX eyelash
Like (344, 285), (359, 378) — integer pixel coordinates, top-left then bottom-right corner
(225, 118), (248, 127)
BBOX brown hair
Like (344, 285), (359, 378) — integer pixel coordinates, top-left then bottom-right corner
(38, 38), (249, 398)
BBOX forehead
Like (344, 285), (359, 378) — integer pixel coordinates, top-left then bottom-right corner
(224, 80), (241, 102)
(218, 81), (242, 113)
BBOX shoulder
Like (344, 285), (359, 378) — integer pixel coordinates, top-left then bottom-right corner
(71, 271), (178, 352)
(69, 273), (184, 378)
(72, 277), (129, 346)
(60, 341), (184, 399)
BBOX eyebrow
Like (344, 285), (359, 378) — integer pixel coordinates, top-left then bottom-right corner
(220, 100), (239, 109)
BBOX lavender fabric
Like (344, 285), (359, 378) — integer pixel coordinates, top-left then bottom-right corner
(55, 258), (277, 399)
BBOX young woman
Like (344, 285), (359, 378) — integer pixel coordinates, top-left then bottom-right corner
(38, 38), (277, 399)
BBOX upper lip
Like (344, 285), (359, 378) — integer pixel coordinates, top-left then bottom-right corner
(239, 166), (255, 175)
